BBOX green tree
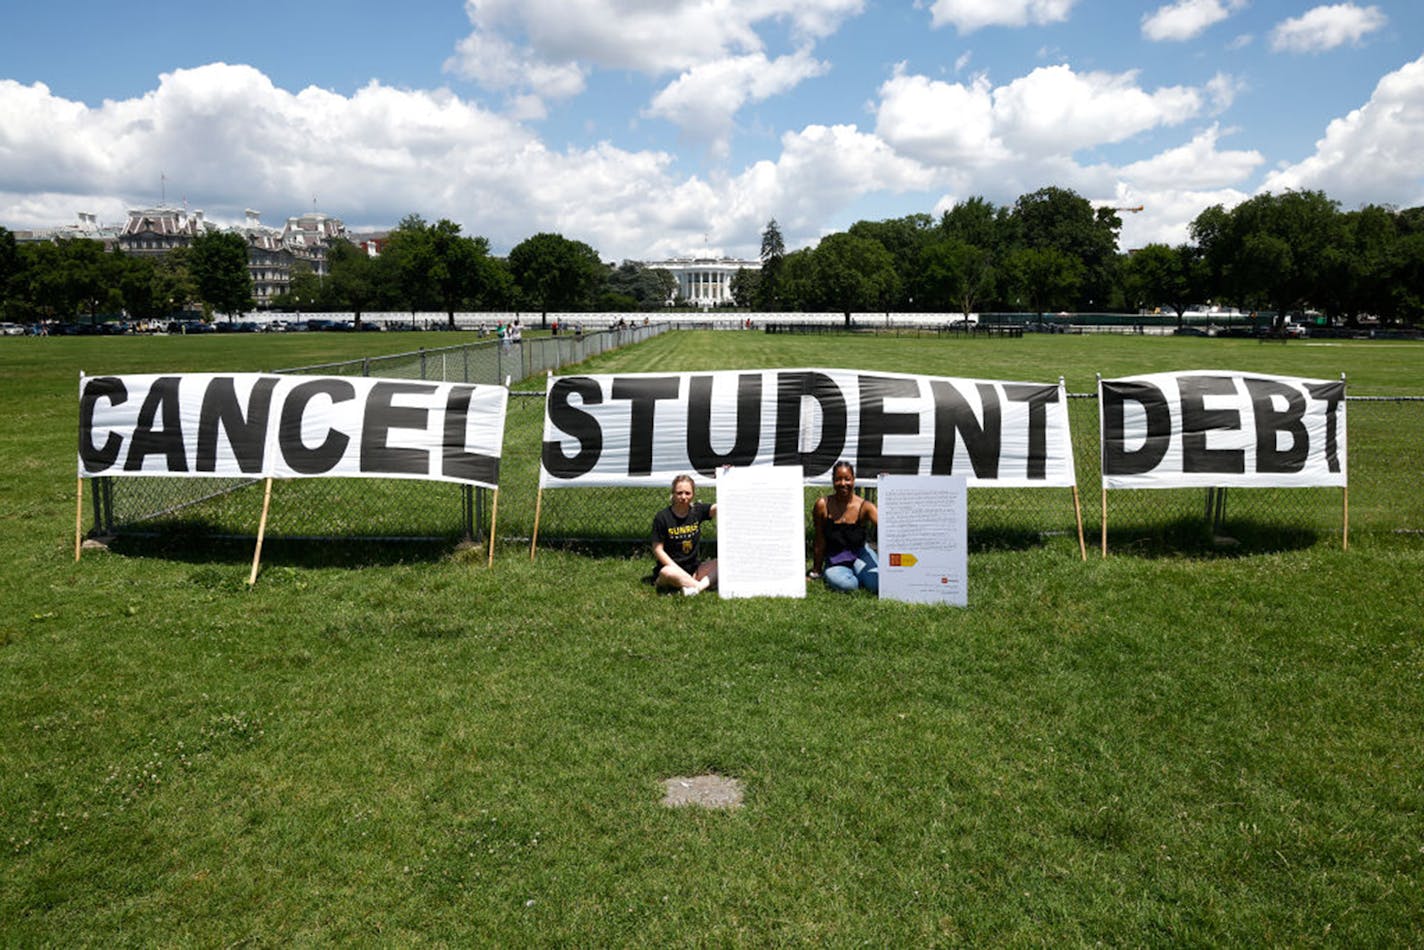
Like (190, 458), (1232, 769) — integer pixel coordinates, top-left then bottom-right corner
(729, 267), (761, 308)
(326, 239), (379, 325)
(847, 213), (935, 307)
(381, 214), (438, 317)
(507, 232), (604, 315)
(189, 230), (253, 319)
(756, 219), (785, 310)
(808, 232), (900, 313)
(913, 238), (994, 316)
(427, 218), (487, 327)
(1004, 246), (1084, 318)
(940, 196), (1015, 255)
(605, 261), (676, 309)
(1010, 187), (1118, 310)
(1120, 243), (1202, 323)
(152, 246), (197, 317)
(1389, 232), (1424, 325)
(0, 227), (20, 320)
(1192, 190), (1343, 318)
(1322, 205), (1397, 325)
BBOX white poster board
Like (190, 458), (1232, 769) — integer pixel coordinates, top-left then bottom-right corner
(716, 466), (806, 599)
(877, 474), (968, 607)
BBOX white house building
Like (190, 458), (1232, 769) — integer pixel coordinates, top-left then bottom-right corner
(644, 256), (760, 307)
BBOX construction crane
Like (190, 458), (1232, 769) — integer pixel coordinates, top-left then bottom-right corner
(1110, 205), (1144, 213)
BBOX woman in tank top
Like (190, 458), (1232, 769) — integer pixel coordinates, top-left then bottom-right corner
(809, 461), (879, 593)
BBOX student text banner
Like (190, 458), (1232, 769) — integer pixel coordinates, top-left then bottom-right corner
(78, 373), (507, 488)
(540, 368), (1076, 488)
(1099, 370), (1346, 489)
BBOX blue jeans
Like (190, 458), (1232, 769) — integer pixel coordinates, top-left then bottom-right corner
(824, 545), (878, 593)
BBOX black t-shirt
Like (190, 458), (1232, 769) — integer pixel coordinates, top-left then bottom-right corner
(652, 502), (713, 575)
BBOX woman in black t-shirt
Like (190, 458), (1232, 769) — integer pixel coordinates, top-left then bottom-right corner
(651, 474), (718, 595)
(810, 461), (879, 593)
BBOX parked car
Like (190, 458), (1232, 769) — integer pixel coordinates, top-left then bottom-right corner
(0, 322), (24, 336)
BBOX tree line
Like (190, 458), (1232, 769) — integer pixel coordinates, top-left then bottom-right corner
(743, 188), (1424, 326)
(3, 188), (1422, 327)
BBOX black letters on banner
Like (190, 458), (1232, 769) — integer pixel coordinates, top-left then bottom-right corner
(929, 381), (1001, 478)
(1102, 381), (1171, 475)
(125, 377), (187, 472)
(1180, 375), (1245, 474)
(280, 379), (355, 475)
(1306, 381), (1346, 472)
(197, 377), (277, 473)
(442, 386), (501, 484)
(610, 377), (681, 476)
(1243, 377), (1308, 474)
(79, 377), (127, 472)
(361, 381), (436, 475)
(772, 371), (846, 477)
(1004, 383), (1058, 480)
(856, 375), (921, 475)
(542, 377), (604, 479)
(687, 374), (762, 476)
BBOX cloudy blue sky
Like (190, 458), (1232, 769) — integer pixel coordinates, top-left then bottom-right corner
(1, 0), (1420, 261)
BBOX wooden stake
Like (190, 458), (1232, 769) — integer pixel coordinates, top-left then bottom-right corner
(1100, 488), (1108, 557)
(1071, 485), (1086, 561)
(1342, 485), (1350, 551)
(487, 488), (500, 568)
(75, 476), (85, 562)
(247, 477), (274, 587)
(529, 486), (544, 561)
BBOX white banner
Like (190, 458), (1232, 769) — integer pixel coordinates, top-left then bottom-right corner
(540, 368), (1076, 488)
(1099, 370), (1346, 489)
(78, 373), (508, 488)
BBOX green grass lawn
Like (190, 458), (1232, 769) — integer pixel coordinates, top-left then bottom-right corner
(3, 332), (1423, 944)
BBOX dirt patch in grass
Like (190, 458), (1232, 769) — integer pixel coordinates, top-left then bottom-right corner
(661, 774), (744, 810)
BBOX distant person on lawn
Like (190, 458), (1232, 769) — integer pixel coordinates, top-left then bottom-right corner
(651, 474), (717, 596)
(809, 461), (879, 593)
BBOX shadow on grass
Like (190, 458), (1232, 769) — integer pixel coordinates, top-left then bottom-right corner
(1102, 516), (1323, 559)
(101, 522), (466, 569)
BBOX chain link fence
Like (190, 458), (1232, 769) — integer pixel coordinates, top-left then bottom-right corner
(86, 330), (1424, 554)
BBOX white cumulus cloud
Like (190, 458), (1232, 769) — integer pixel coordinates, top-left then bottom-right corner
(1141, 0), (1245, 43)
(445, 0), (862, 142)
(928, 0), (1075, 33)
(644, 49), (830, 156)
(1261, 54), (1424, 208)
(1117, 125), (1264, 189)
(1269, 3), (1388, 53)
(991, 66), (1201, 154)
(875, 64), (1204, 164)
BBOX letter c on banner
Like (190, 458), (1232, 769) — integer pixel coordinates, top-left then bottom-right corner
(79, 376), (127, 472)
(280, 379), (356, 475)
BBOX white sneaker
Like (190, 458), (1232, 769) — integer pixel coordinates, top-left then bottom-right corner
(682, 585), (700, 597)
